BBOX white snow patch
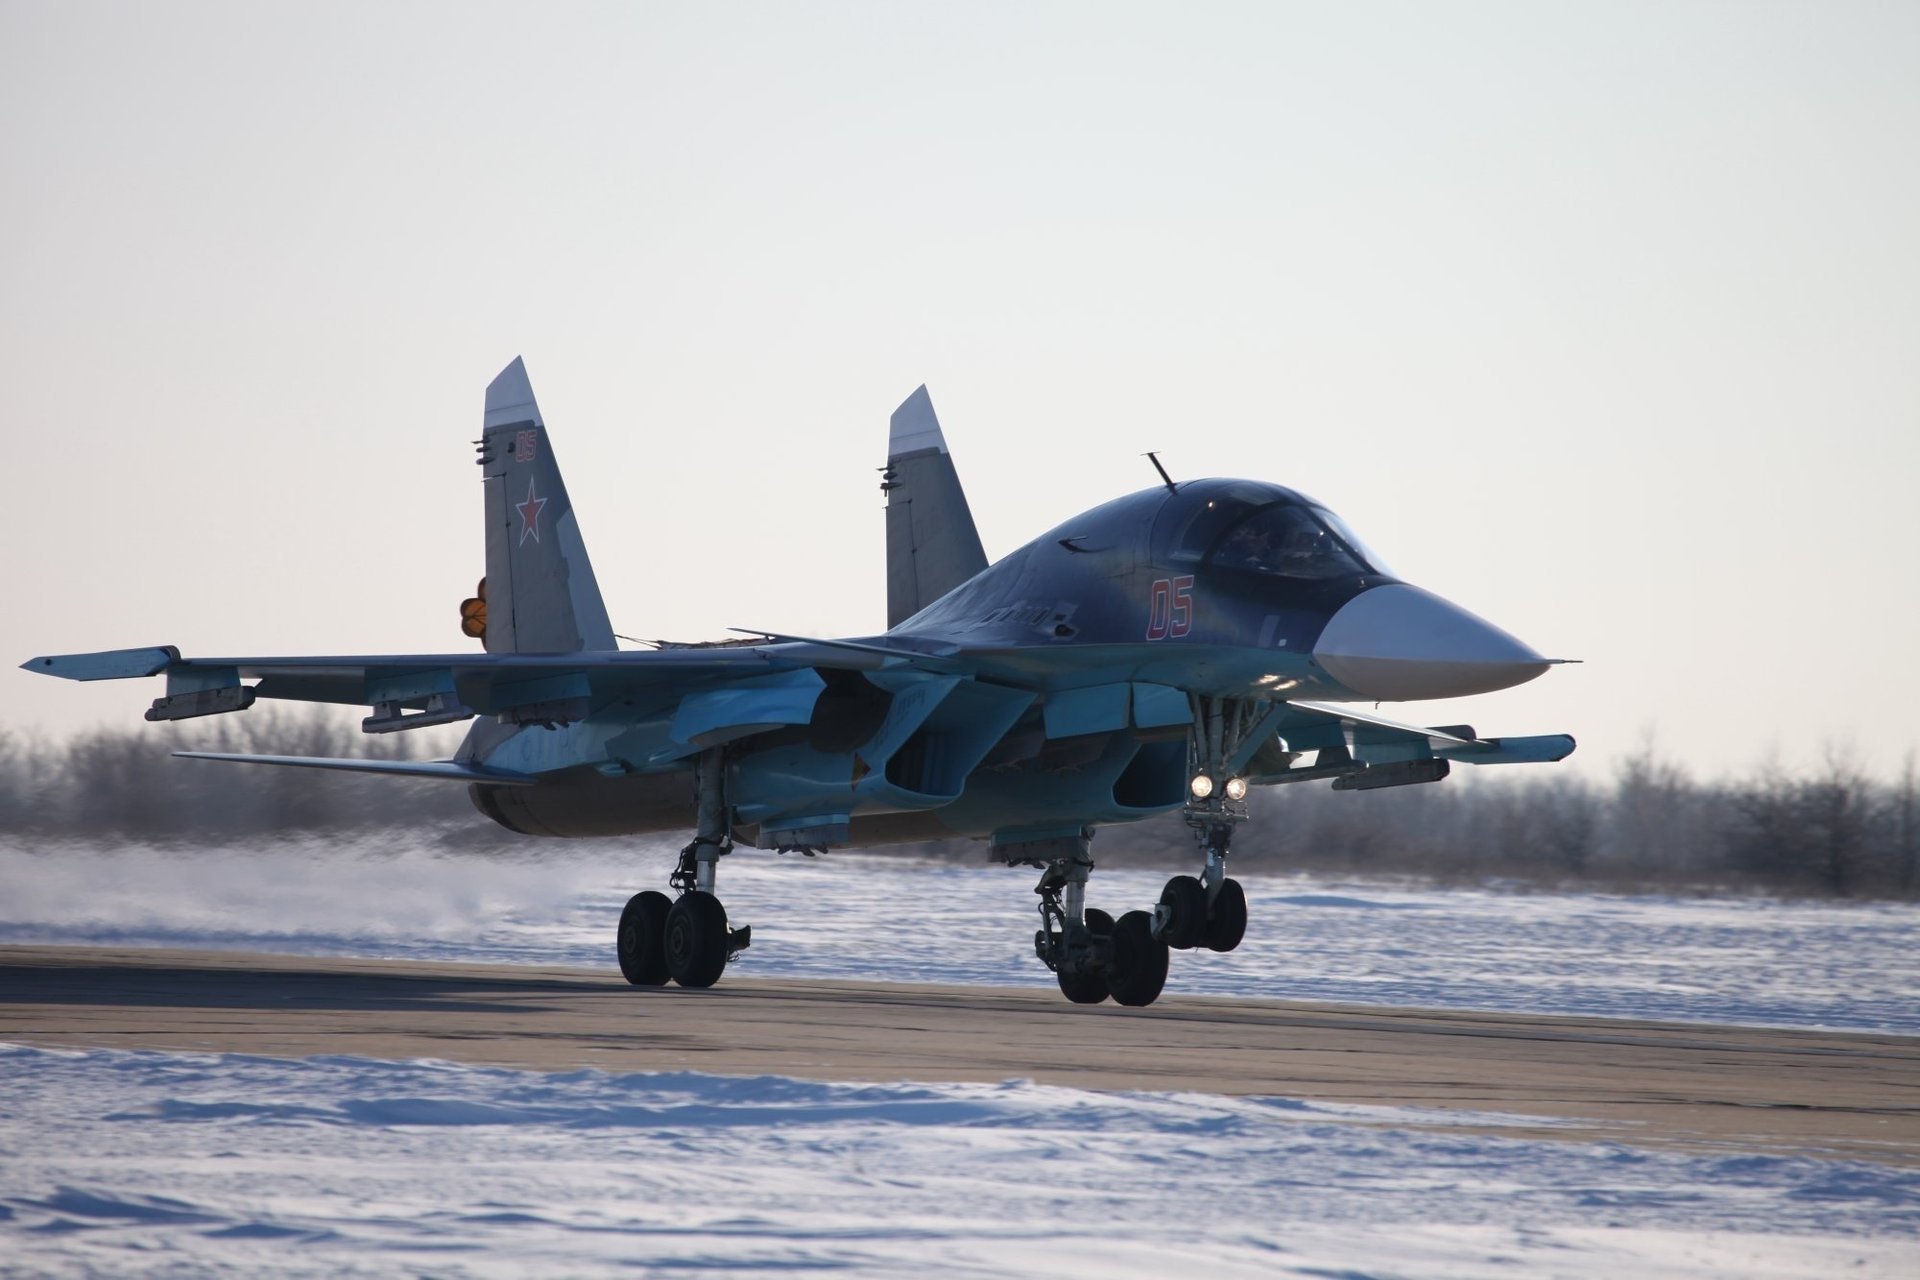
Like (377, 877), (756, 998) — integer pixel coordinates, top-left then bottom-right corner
(2, 1045), (1915, 1279)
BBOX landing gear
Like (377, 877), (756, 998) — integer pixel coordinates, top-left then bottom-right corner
(1156, 874), (1209, 949)
(1018, 828), (1172, 1008)
(1015, 697), (1279, 1006)
(1161, 694), (1275, 957)
(616, 890), (671, 985)
(1204, 876), (1247, 953)
(1056, 908), (1114, 1004)
(1161, 841), (1249, 955)
(614, 748), (751, 990)
(1031, 840), (1108, 997)
(1107, 910), (1169, 1007)
(1166, 833), (1249, 954)
(663, 889), (730, 988)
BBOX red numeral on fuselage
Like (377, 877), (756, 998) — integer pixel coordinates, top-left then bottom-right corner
(1145, 576), (1194, 640)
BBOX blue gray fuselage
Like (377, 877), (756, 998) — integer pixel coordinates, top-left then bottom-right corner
(467, 477), (1548, 844)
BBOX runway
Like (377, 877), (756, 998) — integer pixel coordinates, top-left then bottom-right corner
(4, 944), (1916, 1166)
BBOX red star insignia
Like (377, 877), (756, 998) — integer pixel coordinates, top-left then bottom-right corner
(517, 478), (548, 545)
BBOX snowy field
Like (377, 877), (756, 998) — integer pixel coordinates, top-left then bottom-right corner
(1, 1043), (1915, 1279)
(3, 836), (1918, 1033)
(4, 837), (1919, 1277)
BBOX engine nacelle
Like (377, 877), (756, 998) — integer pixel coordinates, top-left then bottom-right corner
(469, 769), (693, 838)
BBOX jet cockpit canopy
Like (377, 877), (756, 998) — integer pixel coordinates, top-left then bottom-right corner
(1152, 480), (1393, 581)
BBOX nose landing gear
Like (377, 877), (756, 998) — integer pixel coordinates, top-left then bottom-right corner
(1156, 874), (1209, 949)
(1155, 695), (1277, 957)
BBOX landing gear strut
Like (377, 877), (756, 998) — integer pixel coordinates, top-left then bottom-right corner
(616, 747), (751, 989)
(1022, 830), (1168, 1007)
(1155, 695), (1266, 956)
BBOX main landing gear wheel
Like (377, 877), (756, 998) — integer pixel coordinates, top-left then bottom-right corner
(1107, 909), (1169, 1007)
(664, 890), (730, 989)
(616, 890), (671, 986)
(1158, 875), (1209, 950)
(1056, 907), (1115, 1005)
(1205, 877), (1248, 953)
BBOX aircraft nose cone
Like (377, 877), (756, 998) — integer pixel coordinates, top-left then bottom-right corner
(1312, 584), (1549, 701)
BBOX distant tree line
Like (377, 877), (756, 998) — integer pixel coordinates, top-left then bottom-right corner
(0, 707), (479, 842)
(1109, 747), (1919, 899)
(2, 709), (1914, 899)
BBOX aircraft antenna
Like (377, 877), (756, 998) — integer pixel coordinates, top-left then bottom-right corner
(1144, 451), (1177, 494)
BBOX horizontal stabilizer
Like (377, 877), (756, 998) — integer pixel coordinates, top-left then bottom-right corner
(172, 752), (538, 786)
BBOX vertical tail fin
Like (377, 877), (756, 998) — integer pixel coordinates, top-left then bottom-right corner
(882, 386), (988, 628)
(475, 358), (615, 653)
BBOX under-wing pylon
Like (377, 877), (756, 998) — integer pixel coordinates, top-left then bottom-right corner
(25, 358), (1574, 1007)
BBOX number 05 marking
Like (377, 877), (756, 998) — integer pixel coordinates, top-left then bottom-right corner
(1145, 575), (1194, 640)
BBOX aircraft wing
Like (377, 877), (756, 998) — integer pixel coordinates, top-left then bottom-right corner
(24, 641), (1571, 788)
(1284, 700), (1480, 745)
(1271, 698), (1576, 771)
(22, 639), (957, 725)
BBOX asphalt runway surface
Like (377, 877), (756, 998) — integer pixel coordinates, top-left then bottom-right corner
(4, 944), (1916, 1167)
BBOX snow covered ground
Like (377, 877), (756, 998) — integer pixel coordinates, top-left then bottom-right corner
(2, 836), (1918, 1033)
(4, 837), (1918, 1276)
(4, 1044), (1916, 1279)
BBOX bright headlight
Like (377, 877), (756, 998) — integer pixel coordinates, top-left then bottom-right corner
(1189, 774), (1215, 799)
(1224, 776), (1248, 801)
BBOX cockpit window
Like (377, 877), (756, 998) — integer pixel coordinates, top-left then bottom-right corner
(1206, 503), (1368, 580)
(1311, 506), (1393, 577)
(1161, 483), (1277, 564)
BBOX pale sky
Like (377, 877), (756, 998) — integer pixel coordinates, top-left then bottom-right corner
(4, 1), (1916, 782)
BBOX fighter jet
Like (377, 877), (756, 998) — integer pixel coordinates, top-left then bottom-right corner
(24, 358), (1574, 1007)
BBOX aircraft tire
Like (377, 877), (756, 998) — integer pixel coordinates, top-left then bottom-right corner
(617, 890), (673, 986)
(1056, 908), (1114, 1004)
(1158, 875), (1208, 949)
(1204, 878), (1248, 953)
(1107, 910), (1168, 1008)
(664, 890), (729, 989)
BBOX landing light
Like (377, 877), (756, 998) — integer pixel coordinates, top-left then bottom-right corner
(1189, 774), (1214, 799)
(1224, 777), (1248, 801)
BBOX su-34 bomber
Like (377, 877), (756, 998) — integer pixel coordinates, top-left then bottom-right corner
(26, 359), (1575, 1007)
